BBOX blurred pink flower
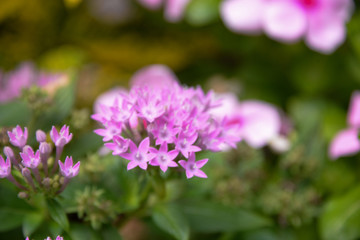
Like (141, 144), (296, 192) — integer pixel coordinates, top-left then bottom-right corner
(329, 91), (360, 159)
(138, 0), (190, 22)
(0, 62), (67, 103)
(220, 0), (353, 54)
(211, 93), (282, 148)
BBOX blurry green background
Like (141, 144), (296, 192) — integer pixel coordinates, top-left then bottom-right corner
(2, 0), (360, 239)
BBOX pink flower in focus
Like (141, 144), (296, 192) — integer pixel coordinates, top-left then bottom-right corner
(58, 156), (80, 178)
(220, 0), (353, 53)
(329, 91), (360, 159)
(149, 142), (179, 172)
(120, 137), (156, 170)
(7, 125), (28, 149)
(179, 153), (208, 179)
(137, 0), (190, 22)
(50, 125), (73, 147)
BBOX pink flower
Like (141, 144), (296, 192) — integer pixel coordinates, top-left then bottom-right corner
(175, 133), (201, 158)
(329, 91), (360, 159)
(105, 135), (130, 155)
(220, 0), (353, 53)
(7, 125), (28, 149)
(50, 125), (73, 147)
(93, 65), (243, 177)
(20, 146), (41, 169)
(149, 142), (179, 172)
(179, 153), (208, 179)
(0, 155), (11, 178)
(58, 156), (80, 178)
(137, 0), (190, 22)
(121, 137), (156, 170)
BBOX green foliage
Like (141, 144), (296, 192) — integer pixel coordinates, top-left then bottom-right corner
(320, 186), (360, 240)
(46, 198), (70, 232)
(180, 200), (272, 233)
(152, 204), (190, 240)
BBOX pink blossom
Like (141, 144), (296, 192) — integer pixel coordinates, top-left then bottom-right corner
(50, 125), (73, 147)
(58, 156), (80, 178)
(179, 153), (208, 179)
(149, 142), (179, 172)
(175, 133), (201, 158)
(120, 137), (156, 170)
(220, 0), (353, 53)
(105, 135), (130, 155)
(93, 65), (242, 177)
(20, 146), (41, 169)
(7, 125), (28, 149)
(0, 155), (11, 178)
(329, 91), (360, 159)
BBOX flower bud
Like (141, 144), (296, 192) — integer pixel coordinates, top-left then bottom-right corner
(18, 191), (29, 199)
(40, 142), (51, 155)
(36, 130), (47, 142)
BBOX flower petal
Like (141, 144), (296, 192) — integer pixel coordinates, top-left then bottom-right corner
(329, 128), (360, 159)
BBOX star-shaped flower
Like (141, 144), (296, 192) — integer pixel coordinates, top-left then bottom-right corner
(178, 153), (208, 179)
(121, 137), (156, 170)
(149, 142), (179, 172)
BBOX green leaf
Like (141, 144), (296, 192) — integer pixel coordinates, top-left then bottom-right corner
(319, 186), (360, 240)
(152, 204), (190, 240)
(185, 0), (220, 26)
(70, 223), (102, 240)
(101, 225), (123, 240)
(180, 200), (272, 233)
(0, 100), (30, 126)
(46, 198), (70, 231)
(0, 182), (34, 232)
(23, 212), (44, 237)
(0, 209), (27, 232)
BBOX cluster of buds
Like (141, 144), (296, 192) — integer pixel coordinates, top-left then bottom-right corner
(26, 236), (63, 240)
(0, 125), (80, 197)
(92, 65), (242, 178)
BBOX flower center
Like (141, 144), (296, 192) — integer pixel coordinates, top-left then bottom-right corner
(135, 152), (143, 162)
(159, 154), (167, 163)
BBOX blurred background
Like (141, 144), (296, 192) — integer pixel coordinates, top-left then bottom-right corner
(1, 0), (360, 239)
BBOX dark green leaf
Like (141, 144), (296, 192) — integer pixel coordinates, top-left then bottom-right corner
(101, 225), (123, 240)
(180, 200), (272, 233)
(23, 212), (44, 237)
(46, 198), (70, 231)
(152, 204), (190, 240)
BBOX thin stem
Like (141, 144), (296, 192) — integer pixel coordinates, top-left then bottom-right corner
(6, 174), (28, 191)
(32, 168), (42, 186)
(56, 177), (70, 194)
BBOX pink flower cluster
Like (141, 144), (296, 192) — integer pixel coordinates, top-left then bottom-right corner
(0, 125), (79, 195)
(221, 0), (353, 54)
(137, 0), (190, 22)
(92, 65), (242, 178)
(329, 91), (360, 159)
(0, 62), (65, 103)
